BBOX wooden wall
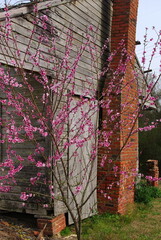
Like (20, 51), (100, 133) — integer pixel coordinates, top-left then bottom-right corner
(0, 66), (51, 215)
(0, 0), (113, 217)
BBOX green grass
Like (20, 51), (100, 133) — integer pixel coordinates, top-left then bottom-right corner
(61, 197), (161, 240)
(60, 226), (72, 237)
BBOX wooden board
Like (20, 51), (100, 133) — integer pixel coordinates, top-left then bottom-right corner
(68, 96), (98, 224)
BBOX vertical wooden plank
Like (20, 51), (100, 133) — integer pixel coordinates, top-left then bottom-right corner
(68, 96), (98, 224)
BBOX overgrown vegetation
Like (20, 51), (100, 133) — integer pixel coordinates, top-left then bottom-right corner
(135, 181), (161, 204)
(60, 227), (72, 237)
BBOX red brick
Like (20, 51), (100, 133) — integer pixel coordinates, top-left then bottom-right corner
(37, 214), (66, 236)
(98, 0), (139, 215)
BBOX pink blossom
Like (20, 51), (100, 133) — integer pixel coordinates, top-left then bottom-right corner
(20, 192), (31, 201)
(108, 196), (112, 200)
(89, 25), (94, 31)
(43, 204), (49, 208)
(36, 161), (45, 167)
(30, 177), (37, 185)
(75, 185), (82, 194)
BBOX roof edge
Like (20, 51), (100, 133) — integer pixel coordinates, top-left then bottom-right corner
(0, 0), (72, 20)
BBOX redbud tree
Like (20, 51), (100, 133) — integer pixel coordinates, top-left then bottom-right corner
(0, 3), (158, 240)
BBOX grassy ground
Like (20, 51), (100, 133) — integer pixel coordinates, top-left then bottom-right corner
(61, 198), (161, 240)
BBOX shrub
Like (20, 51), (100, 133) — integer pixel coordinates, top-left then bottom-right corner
(60, 227), (72, 237)
(135, 182), (161, 204)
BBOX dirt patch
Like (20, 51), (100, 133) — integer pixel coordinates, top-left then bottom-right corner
(0, 221), (36, 239)
(0, 213), (37, 240)
(0, 212), (77, 240)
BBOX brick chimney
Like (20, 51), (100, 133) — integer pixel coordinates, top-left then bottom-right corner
(98, 0), (139, 214)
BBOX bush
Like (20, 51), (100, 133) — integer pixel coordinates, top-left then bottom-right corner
(60, 227), (72, 237)
(135, 182), (161, 204)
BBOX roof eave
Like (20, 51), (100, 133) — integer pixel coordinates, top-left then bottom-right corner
(0, 0), (71, 20)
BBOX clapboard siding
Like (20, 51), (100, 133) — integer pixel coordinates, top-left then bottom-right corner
(0, 0), (111, 69)
(0, 0), (112, 216)
(0, 34), (99, 94)
(10, 15), (103, 66)
(0, 2), (113, 96)
(0, 65), (51, 210)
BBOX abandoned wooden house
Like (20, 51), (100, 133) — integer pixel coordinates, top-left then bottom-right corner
(0, 0), (139, 235)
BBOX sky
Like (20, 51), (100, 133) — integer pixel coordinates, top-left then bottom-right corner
(136, 0), (161, 77)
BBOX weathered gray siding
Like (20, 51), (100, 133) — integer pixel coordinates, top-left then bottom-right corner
(0, 66), (51, 215)
(0, 0), (113, 217)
